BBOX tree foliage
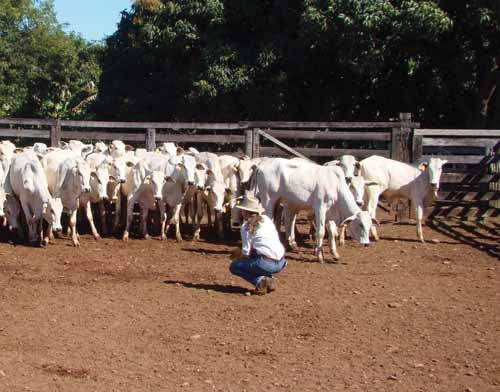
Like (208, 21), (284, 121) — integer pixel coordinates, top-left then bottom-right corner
(0, 0), (102, 119)
(96, 0), (500, 127)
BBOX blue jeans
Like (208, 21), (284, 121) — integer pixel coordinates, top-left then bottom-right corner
(229, 252), (287, 287)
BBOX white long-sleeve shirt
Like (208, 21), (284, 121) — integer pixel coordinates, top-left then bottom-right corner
(240, 215), (285, 260)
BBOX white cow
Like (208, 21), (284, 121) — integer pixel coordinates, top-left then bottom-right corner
(255, 158), (376, 263)
(61, 140), (93, 158)
(324, 155), (359, 182)
(359, 155), (447, 242)
(194, 152), (226, 239)
(33, 142), (48, 155)
(157, 142), (178, 156)
(42, 150), (92, 246)
(108, 140), (133, 158)
(7, 150), (61, 246)
(94, 141), (108, 153)
(122, 159), (166, 241)
(0, 140), (16, 173)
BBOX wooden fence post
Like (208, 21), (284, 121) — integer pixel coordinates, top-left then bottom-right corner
(50, 119), (61, 147)
(252, 128), (260, 157)
(146, 128), (156, 151)
(244, 129), (253, 158)
(391, 112), (412, 163)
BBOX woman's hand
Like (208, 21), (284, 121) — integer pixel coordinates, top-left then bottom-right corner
(230, 247), (241, 260)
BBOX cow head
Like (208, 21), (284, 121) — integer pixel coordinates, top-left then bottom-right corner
(90, 161), (110, 200)
(237, 156), (257, 186)
(341, 211), (378, 246)
(144, 170), (165, 201)
(349, 176), (378, 207)
(205, 177), (226, 213)
(420, 157), (448, 197)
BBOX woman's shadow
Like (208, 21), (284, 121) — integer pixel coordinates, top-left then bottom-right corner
(163, 279), (248, 294)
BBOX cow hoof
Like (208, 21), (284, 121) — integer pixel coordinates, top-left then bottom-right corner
(43, 237), (50, 247)
(160, 235), (167, 241)
(72, 240), (80, 247)
(176, 235), (182, 242)
(122, 232), (129, 242)
(94, 235), (101, 241)
(144, 234), (151, 240)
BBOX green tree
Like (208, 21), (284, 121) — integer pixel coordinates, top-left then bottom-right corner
(0, 0), (102, 119)
(97, 0), (500, 127)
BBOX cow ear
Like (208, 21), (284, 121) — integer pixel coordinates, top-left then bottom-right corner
(165, 176), (175, 183)
(90, 172), (98, 178)
(206, 169), (214, 177)
(418, 161), (429, 171)
(14, 148), (24, 154)
(126, 161), (135, 167)
(441, 159), (448, 166)
(195, 163), (206, 170)
(232, 164), (239, 173)
(109, 175), (116, 181)
(125, 144), (134, 151)
(371, 218), (380, 226)
(82, 145), (93, 155)
(60, 141), (68, 149)
(365, 181), (378, 186)
(333, 160), (341, 166)
(176, 147), (185, 156)
(354, 161), (360, 168)
(144, 175), (151, 184)
(340, 215), (356, 227)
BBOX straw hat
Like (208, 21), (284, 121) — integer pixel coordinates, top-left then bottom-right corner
(235, 195), (265, 214)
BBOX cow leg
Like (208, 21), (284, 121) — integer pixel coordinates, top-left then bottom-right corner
(365, 186), (381, 241)
(415, 202), (425, 242)
(98, 200), (108, 237)
(326, 219), (339, 260)
(284, 208), (298, 251)
(122, 197), (135, 241)
(113, 193), (122, 234)
(20, 202), (35, 244)
(172, 203), (183, 242)
(85, 201), (101, 240)
(193, 194), (204, 241)
(314, 207), (326, 263)
(139, 206), (150, 239)
(69, 209), (79, 247)
(158, 202), (167, 240)
(339, 224), (347, 247)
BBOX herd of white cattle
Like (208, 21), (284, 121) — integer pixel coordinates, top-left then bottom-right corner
(0, 138), (447, 263)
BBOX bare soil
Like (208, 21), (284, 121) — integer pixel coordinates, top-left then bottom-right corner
(0, 212), (499, 392)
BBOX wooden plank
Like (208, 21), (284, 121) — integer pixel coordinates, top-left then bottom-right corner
(0, 128), (50, 138)
(422, 155), (489, 164)
(246, 121), (420, 129)
(60, 120), (245, 130)
(422, 138), (499, 148)
(146, 128), (156, 151)
(412, 134), (423, 163)
(441, 173), (493, 182)
(265, 129), (391, 141)
(415, 129), (500, 137)
(51, 120), (61, 147)
(258, 129), (311, 161)
(155, 134), (245, 143)
(244, 129), (253, 158)
(253, 128), (260, 158)
(0, 118), (54, 126)
(60, 131), (146, 141)
(260, 147), (389, 158)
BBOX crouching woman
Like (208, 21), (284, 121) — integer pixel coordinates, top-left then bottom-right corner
(229, 195), (286, 295)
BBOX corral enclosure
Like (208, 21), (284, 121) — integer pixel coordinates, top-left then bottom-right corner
(1, 115), (499, 220)
(0, 116), (499, 391)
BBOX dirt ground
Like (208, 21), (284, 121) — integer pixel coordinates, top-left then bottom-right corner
(0, 211), (499, 392)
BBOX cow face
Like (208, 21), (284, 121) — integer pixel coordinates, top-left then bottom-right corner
(341, 211), (377, 246)
(422, 158), (448, 197)
(237, 157), (256, 185)
(180, 154), (196, 186)
(144, 170), (165, 200)
(194, 163), (208, 191)
(109, 140), (127, 158)
(90, 162), (110, 200)
(205, 179), (226, 213)
(108, 158), (127, 184)
(349, 176), (378, 207)
(336, 155), (359, 182)
(76, 160), (92, 194)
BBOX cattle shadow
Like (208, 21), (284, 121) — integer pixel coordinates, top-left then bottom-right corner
(163, 279), (248, 294)
(428, 219), (499, 259)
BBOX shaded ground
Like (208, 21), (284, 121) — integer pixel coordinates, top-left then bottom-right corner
(0, 213), (499, 391)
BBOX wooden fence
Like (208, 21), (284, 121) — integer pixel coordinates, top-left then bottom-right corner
(413, 129), (500, 219)
(1, 115), (498, 219)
